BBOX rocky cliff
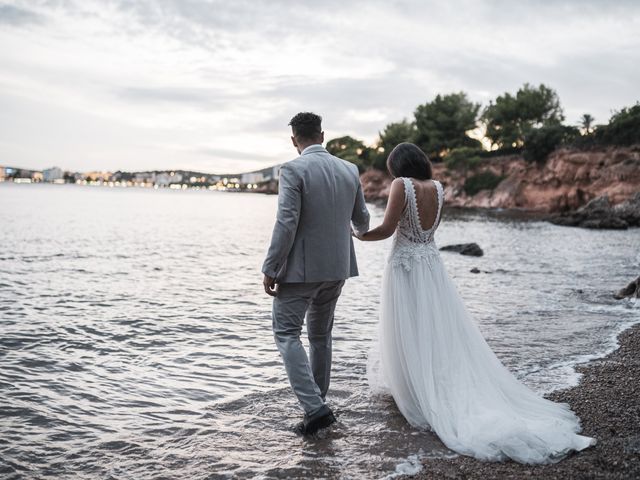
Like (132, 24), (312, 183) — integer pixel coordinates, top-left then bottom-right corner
(361, 146), (640, 214)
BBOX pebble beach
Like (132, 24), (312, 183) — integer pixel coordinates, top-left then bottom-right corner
(412, 322), (640, 480)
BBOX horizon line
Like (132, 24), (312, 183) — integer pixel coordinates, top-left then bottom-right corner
(0, 162), (283, 178)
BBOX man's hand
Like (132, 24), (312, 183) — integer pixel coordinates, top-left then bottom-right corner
(263, 274), (278, 297)
(351, 228), (365, 241)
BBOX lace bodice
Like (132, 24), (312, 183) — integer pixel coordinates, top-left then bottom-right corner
(390, 177), (444, 270)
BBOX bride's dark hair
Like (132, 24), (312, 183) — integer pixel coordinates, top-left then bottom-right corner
(386, 143), (432, 180)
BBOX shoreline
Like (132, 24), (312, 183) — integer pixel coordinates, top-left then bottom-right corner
(410, 320), (640, 479)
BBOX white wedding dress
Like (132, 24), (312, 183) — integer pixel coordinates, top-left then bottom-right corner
(367, 177), (595, 464)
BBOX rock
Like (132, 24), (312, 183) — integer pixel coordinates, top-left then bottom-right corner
(432, 146), (640, 212)
(360, 169), (392, 203)
(440, 243), (484, 257)
(358, 147), (640, 223)
(548, 194), (632, 229)
(581, 217), (629, 229)
(581, 195), (612, 212)
(470, 267), (481, 273)
(614, 276), (640, 299)
(613, 192), (640, 226)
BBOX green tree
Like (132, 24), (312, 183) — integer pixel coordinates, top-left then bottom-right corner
(482, 83), (564, 148)
(372, 119), (417, 170)
(580, 113), (595, 134)
(413, 92), (481, 159)
(523, 124), (579, 163)
(326, 135), (369, 172)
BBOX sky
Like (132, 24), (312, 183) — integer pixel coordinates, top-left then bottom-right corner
(0, 0), (638, 174)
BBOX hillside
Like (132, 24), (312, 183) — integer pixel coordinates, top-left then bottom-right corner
(360, 146), (640, 213)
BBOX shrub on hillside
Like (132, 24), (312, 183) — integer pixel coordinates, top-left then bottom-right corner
(594, 103), (640, 146)
(463, 171), (505, 196)
(444, 147), (484, 172)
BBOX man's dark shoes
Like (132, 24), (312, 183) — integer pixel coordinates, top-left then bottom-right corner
(294, 405), (336, 436)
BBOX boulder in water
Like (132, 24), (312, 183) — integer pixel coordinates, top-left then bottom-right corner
(440, 243), (484, 257)
(549, 194), (640, 230)
(614, 276), (640, 300)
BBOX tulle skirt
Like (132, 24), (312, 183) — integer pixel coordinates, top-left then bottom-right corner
(367, 244), (595, 464)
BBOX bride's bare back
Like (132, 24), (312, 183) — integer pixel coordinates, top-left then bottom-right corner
(406, 178), (440, 231)
(356, 176), (442, 242)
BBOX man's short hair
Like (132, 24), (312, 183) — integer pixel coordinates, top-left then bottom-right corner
(288, 112), (322, 140)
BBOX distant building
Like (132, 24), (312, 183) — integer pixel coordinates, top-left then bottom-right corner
(188, 175), (208, 184)
(134, 172), (155, 184)
(238, 165), (281, 184)
(155, 172), (170, 186)
(259, 164), (280, 181)
(241, 172), (264, 185)
(0, 166), (5, 182)
(43, 167), (63, 182)
(6, 168), (39, 182)
(155, 172), (183, 186)
(91, 172), (112, 182)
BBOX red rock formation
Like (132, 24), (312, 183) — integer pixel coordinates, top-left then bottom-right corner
(362, 146), (640, 213)
(360, 169), (392, 204)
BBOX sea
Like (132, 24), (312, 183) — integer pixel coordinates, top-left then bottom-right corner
(1, 182), (639, 479)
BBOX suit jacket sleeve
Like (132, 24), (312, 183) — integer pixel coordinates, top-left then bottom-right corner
(261, 164), (301, 278)
(351, 170), (370, 236)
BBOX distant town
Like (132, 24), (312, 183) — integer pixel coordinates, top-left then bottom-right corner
(0, 164), (280, 193)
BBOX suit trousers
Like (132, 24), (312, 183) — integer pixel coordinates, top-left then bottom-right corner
(272, 280), (345, 415)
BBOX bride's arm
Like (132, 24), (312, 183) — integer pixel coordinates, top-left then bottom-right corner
(357, 178), (405, 241)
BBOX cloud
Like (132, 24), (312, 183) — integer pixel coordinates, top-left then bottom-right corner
(196, 145), (282, 162)
(0, 0), (639, 173)
(116, 86), (233, 110)
(0, 3), (45, 25)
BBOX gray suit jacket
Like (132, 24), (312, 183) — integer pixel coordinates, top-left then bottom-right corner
(262, 144), (370, 283)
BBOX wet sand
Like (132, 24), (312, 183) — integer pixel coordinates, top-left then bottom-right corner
(411, 323), (640, 480)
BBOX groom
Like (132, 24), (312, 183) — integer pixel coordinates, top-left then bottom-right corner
(262, 112), (370, 435)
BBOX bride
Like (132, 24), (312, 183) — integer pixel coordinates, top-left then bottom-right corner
(354, 143), (595, 464)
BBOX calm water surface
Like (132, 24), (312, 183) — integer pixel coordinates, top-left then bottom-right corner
(1, 183), (639, 479)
